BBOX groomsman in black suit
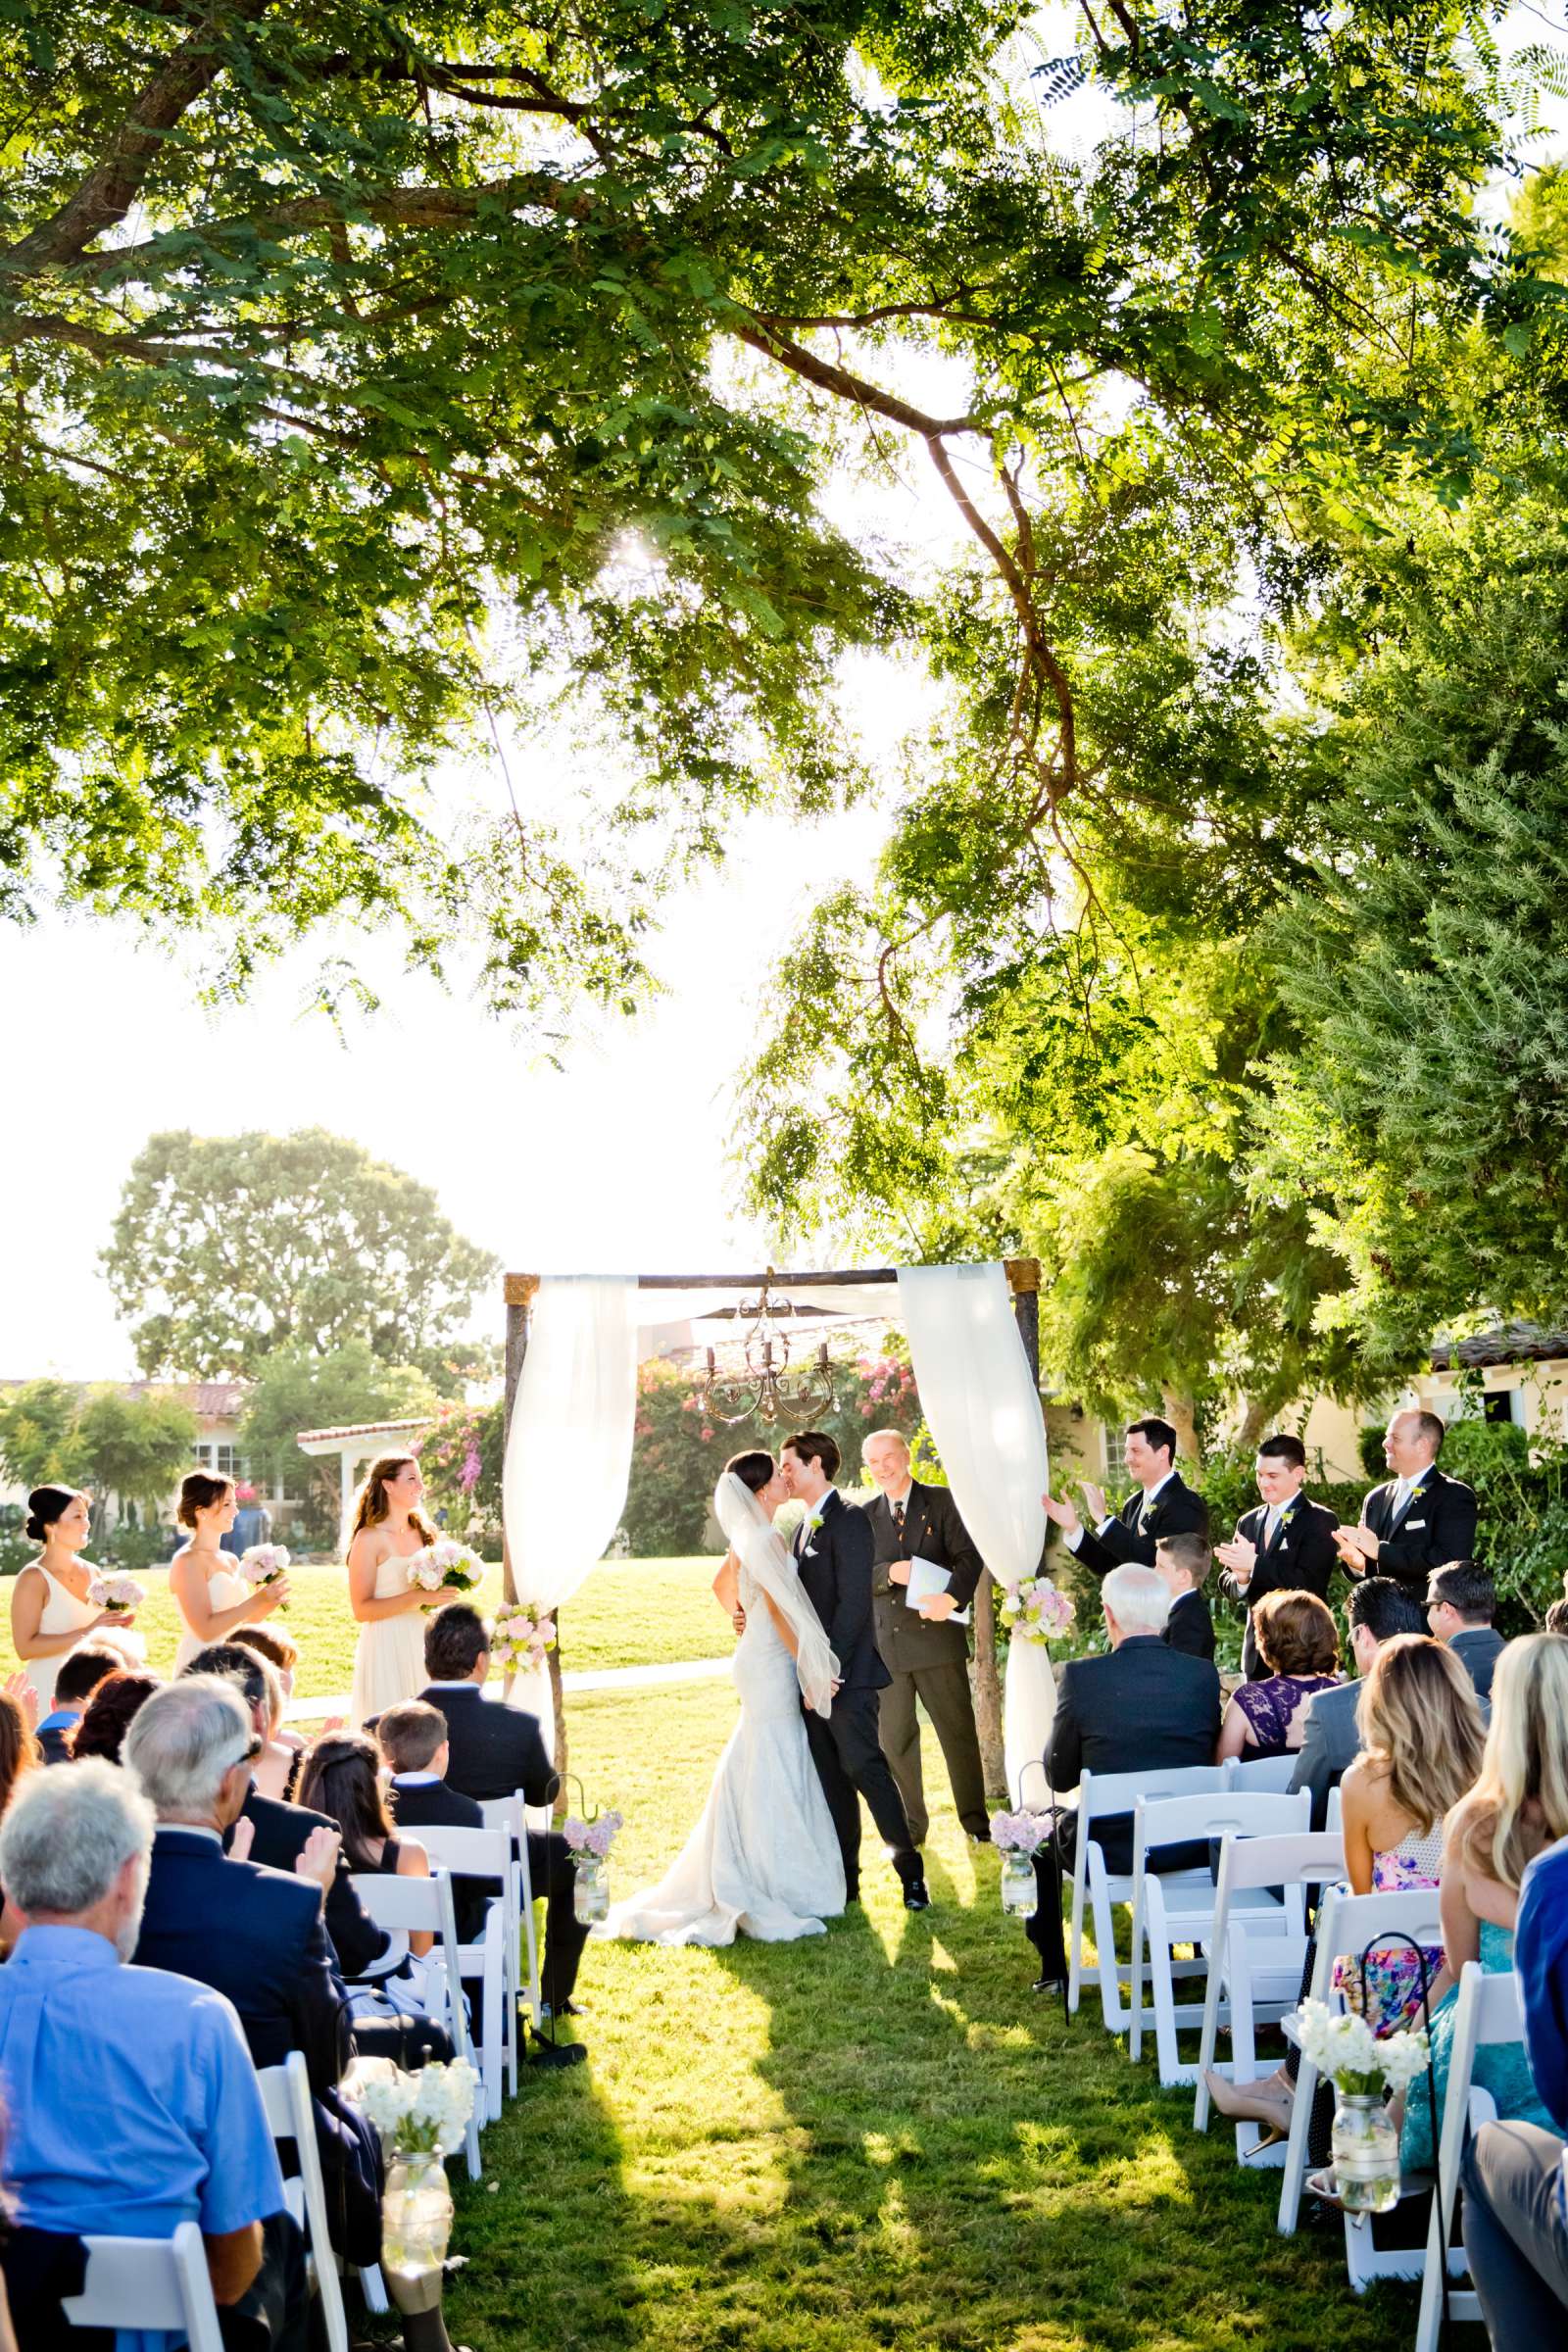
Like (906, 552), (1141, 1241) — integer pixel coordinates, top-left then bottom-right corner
(1214, 1433), (1341, 1679)
(1041, 1415), (1208, 1573)
(1153, 1530), (1216, 1661)
(1333, 1408), (1479, 1595)
(779, 1432), (928, 1911)
(861, 1428), (990, 1845)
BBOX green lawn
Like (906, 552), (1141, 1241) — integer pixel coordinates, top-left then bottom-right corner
(0, 1556), (729, 1703)
(444, 1680), (1447, 2352)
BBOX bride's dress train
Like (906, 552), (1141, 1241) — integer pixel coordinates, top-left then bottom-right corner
(602, 1478), (846, 1946)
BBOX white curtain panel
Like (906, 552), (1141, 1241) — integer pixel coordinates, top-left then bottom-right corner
(501, 1274), (640, 1743)
(895, 1262), (1054, 1805)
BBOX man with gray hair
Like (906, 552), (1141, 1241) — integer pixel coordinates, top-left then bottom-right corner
(1046, 1563), (1222, 1873)
(0, 1758), (295, 2342)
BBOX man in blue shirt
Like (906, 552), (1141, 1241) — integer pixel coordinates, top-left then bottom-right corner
(0, 1756), (300, 2348)
(1462, 1831), (1568, 2334)
(32, 1644), (120, 1764)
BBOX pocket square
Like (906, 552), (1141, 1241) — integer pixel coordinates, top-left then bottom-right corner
(1405, 1518), (1426, 1530)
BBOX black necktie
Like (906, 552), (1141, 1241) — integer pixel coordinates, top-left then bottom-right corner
(892, 1498), (905, 1533)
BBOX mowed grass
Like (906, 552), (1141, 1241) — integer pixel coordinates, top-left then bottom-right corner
(0, 1556), (730, 1703)
(444, 1679), (1441, 2352)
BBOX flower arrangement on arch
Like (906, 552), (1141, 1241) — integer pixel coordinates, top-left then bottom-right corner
(88, 1573), (145, 1616)
(408, 1539), (484, 1604)
(239, 1543), (290, 1588)
(1290, 2000), (1431, 2097)
(1000, 1576), (1075, 1646)
(492, 1603), (557, 1676)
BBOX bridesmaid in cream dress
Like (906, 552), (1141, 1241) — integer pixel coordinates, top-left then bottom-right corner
(348, 1454), (437, 1724)
(10, 1486), (133, 1711)
(170, 1470), (290, 1672)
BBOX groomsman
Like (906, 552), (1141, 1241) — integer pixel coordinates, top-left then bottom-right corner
(1041, 1415), (1208, 1573)
(1333, 1408), (1479, 1595)
(860, 1429), (990, 1846)
(1214, 1433), (1340, 1679)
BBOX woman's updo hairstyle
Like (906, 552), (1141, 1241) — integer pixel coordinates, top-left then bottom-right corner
(724, 1450), (775, 1494)
(177, 1469), (234, 1530)
(25, 1485), (86, 1543)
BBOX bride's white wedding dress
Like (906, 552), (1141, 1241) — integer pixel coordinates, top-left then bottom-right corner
(602, 1473), (846, 1946)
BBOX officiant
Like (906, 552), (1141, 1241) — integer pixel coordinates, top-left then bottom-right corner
(862, 1429), (990, 1846)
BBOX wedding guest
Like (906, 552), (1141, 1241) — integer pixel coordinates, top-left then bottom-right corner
(171, 1469), (289, 1672)
(1463, 1821), (1568, 2335)
(1214, 1590), (1340, 1763)
(8, 1487), (131, 1711)
(1042, 1417), (1208, 1574)
(0, 1759), (302, 2347)
(1398, 1634), (1566, 2174)
(1333, 1407), (1478, 1593)
(861, 1428), (990, 1846)
(1287, 1576), (1427, 1831)
(1047, 1564), (1221, 1872)
(1153, 1531), (1216, 1661)
(348, 1454), (439, 1725)
(380, 1701), (488, 1943)
(33, 1646), (119, 1764)
(417, 1602), (589, 2032)
(1546, 1597), (1568, 1638)
(70, 1668), (160, 1764)
(1214, 1433), (1341, 1679)
(296, 1732), (437, 1954)
(1426, 1559), (1506, 1699)
(0, 1696), (38, 1822)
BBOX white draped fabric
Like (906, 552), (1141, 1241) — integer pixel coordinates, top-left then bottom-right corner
(501, 1275), (639, 1742)
(895, 1263), (1054, 1806)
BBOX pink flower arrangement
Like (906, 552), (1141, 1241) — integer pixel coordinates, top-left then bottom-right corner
(1001, 1576), (1075, 1646)
(89, 1573), (146, 1613)
(563, 1810), (623, 1860)
(408, 1540), (484, 1600)
(491, 1603), (557, 1674)
(239, 1544), (290, 1587)
(988, 1808), (1054, 1854)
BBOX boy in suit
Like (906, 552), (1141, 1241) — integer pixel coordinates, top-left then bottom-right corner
(1153, 1530), (1216, 1661)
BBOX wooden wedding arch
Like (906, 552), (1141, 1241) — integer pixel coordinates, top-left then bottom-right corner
(498, 1259), (1043, 1793)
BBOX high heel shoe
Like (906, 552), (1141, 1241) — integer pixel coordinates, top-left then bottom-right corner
(1203, 2067), (1294, 2135)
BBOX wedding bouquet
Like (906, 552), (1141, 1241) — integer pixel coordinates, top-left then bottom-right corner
(1000, 1576), (1075, 1646)
(1291, 1999), (1431, 2097)
(492, 1603), (557, 1675)
(239, 1544), (290, 1588)
(352, 2056), (479, 2157)
(563, 1808), (623, 1860)
(987, 1807), (1056, 1855)
(408, 1539), (484, 1604)
(88, 1573), (145, 1616)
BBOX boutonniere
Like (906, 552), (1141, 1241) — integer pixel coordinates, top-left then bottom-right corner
(804, 1510), (824, 1534)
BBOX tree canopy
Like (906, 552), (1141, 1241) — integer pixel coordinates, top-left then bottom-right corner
(0, 1377), (197, 1507)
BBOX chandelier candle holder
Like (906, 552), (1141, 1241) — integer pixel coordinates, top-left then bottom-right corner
(694, 1276), (837, 1427)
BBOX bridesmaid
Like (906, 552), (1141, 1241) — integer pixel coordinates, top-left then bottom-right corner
(348, 1455), (436, 1724)
(10, 1487), (131, 1711)
(171, 1470), (290, 1672)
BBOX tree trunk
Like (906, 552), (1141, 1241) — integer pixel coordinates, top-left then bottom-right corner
(973, 1579), (1006, 1801)
(1234, 1395), (1273, 1454)
(1161, 1387), (1200, 1467)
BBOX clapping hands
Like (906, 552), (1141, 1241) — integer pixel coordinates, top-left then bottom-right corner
(2, 1672), (37, 1730)
(295, 1825), (342, 1889)
(1213, 1535), (1257, 1587)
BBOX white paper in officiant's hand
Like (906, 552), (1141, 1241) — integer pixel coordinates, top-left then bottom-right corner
(904, 1554), (970, 1626)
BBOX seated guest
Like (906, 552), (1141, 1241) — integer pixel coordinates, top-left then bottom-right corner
(379, 1701), (487, 1942)
(296, 1732), (437, 1956)
(1546, 1597), (1568, 1638)
(417, 1604), (588, 2029)
(1287, 1576), (1427, 1832)
(1426, 1559), (1507, 1699)
(0, 1692), (38, 1819)
(1046, 1563), (1222, 1873)
(0, 1758), (303, 2350)
(32, 1647), (119, 1764)
(1464, 1800), (1568, 2336)
(229, 1624), (306, 1798)
(1334, 1406), (1479, 1594)
(1214, 1432), (1341, 1679)
(1215, 1590), (1340, 1763)
(1398, 1634), (1566, 2173)
(69, 1667), (160, 1764)
(1153, 1531), (1216, 1661)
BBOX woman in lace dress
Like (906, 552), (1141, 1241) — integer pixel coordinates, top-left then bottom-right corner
(171, 1470), (290, 1672)
(9, 1487), (131, 1712)
(348, 1455), (438, 1723)
(602, 1451), (846, 1946)
(1215, 1590), (1341, 1763)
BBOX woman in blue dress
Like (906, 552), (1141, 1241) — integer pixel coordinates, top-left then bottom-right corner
(1399, 1633), (1568, 2171)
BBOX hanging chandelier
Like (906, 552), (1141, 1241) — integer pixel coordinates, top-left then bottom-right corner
(694, 1275), (837, 1428)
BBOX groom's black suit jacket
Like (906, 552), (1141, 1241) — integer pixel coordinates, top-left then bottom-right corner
(793, 1489), (890, 1692)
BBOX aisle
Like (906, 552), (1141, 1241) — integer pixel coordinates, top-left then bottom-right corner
(444, 1679), (1425, 2352)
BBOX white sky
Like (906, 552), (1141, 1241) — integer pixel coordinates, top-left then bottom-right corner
(4, 7), (1562, 1384)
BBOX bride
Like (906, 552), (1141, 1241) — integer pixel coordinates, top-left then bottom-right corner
(602, 1450), (847, 1945)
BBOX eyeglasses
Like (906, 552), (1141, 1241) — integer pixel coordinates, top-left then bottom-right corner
(226, 1734), (264, 1769)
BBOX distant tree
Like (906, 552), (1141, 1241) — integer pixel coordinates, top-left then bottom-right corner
(103, 1129), (498, 1385)
(0, 1378), (82, 1492)
(0, 1379), (195, 1522)
(240, 1344), (441, 1536)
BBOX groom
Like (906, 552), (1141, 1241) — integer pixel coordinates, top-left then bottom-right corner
(779, 1432), (930, 1912)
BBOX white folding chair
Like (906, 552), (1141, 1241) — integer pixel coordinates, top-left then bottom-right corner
(255, 2050), (350, 2352)
(1067, 1764), (1230, 2028)
(415, 1823), (514, 2123)
(1225, 1755), (1300, 1793)
(1277, 1880), (1445, 2251)
(62, 2221), (222, 2350)
(1128, 1790), (1309, 2084)
(1325, 1783), (1344, 1838)
(1414, 1961), (1521, 2349)
(1193, 1830), (1344, 2159)
(480, 1789), (543, 2091)
(350, 1867), (483, 2179)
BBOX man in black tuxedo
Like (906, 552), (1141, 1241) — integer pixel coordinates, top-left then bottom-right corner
(379, 1698), (488, 1943)
(1153, 1530), (1216, 1661)
(861, 1428), (989, 1845)
(1047, 1564), (1222, 1874)
(1214, 1433), (1341, 1679)
(124, 1677), (384, 2271)
(416, 1602), (589, 2028)
(779, 1433), (928, 1910)
(1041, 1415), (1208, 1575)
(1334, 1407), (1479, 1594)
